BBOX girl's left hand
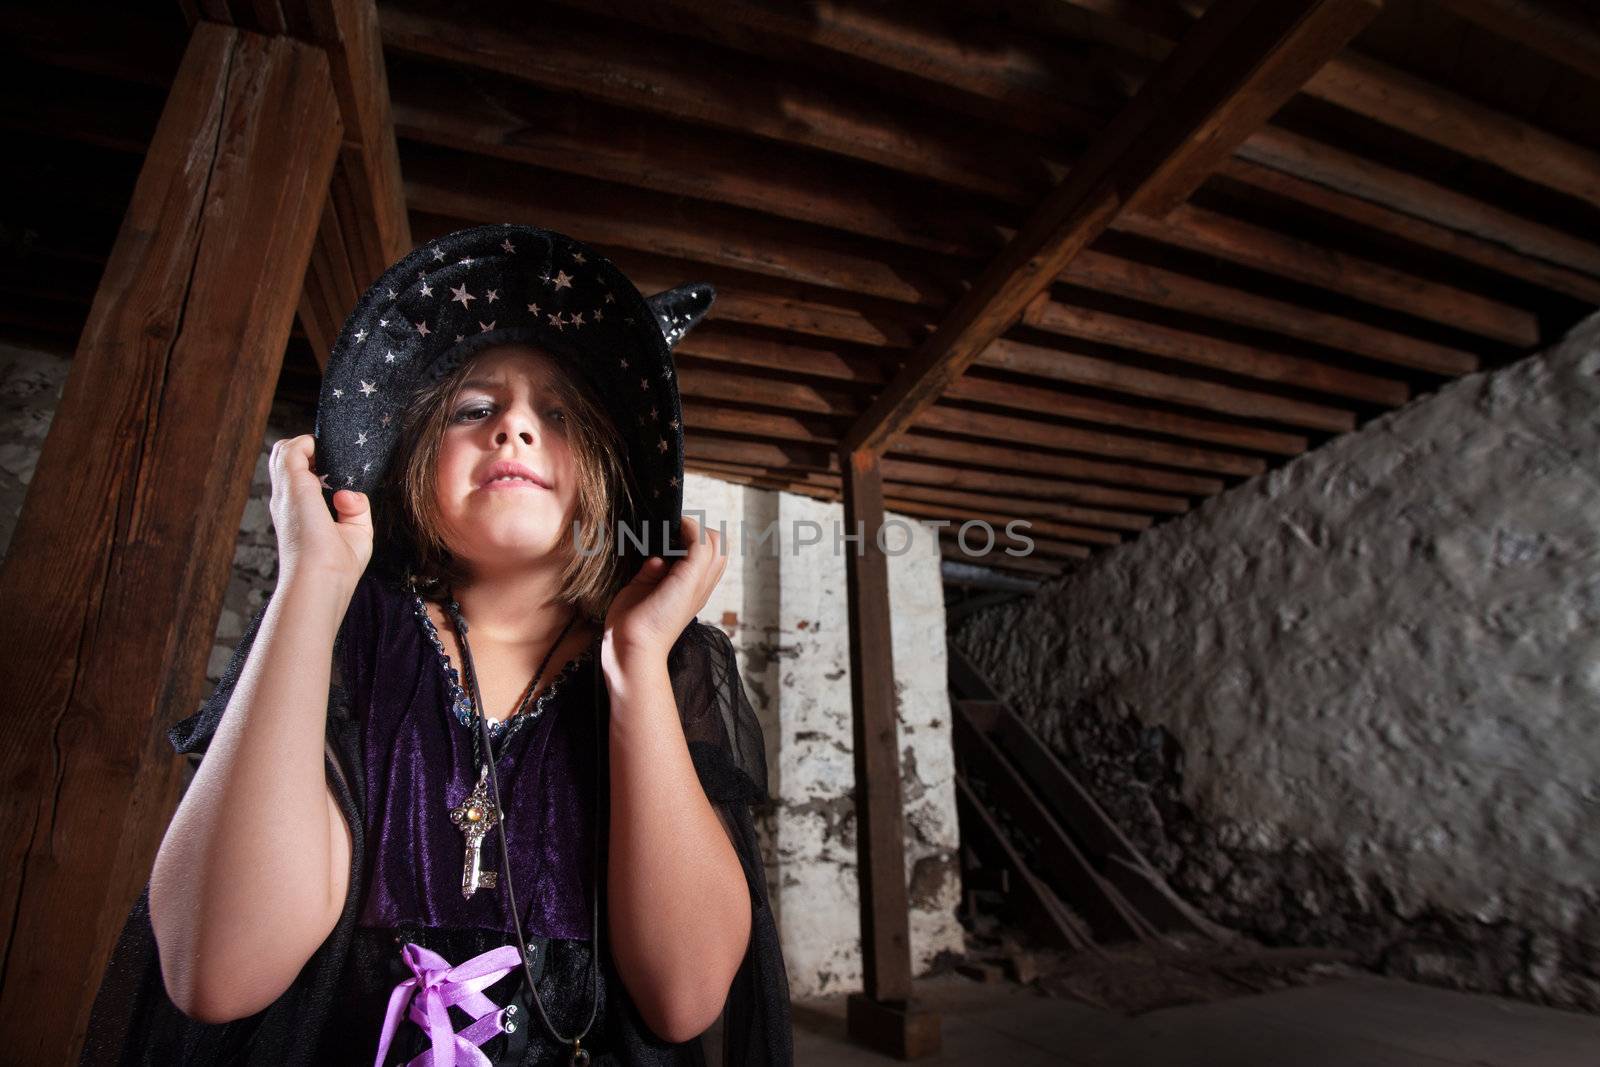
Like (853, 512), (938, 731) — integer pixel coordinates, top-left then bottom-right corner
(602, 513), (726, 667)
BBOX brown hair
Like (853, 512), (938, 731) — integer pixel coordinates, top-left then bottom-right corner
(373, 345), (640, 623)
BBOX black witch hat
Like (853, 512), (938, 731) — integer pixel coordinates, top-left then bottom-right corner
(312, 222), (713, 566)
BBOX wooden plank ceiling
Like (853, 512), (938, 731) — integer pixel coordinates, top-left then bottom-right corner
(3, 0), (1597, 584)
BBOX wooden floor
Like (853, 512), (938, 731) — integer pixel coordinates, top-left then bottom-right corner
(792, 973), (1600, 1066)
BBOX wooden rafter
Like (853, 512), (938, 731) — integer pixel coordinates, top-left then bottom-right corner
(841, 0), (1382, 459)
(1437, 0), (1600, 75)
(0, 23), (341, 1061)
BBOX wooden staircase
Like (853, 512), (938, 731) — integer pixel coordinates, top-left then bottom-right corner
(950, 642), (1223, 955)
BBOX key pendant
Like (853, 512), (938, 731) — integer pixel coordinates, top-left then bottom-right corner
(449, 765), (501, 899)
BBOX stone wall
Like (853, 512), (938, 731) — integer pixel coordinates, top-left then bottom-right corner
(0, 338), (964, 998)
(683, 478), (964, 997)
(952, 312), (1600, 1013)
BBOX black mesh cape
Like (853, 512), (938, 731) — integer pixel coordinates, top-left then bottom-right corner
(78, 588), (793, 1066)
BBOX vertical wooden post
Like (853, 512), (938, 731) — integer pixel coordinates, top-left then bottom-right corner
(0, 22), (341, 1062)
(840, 447), (941, 1059)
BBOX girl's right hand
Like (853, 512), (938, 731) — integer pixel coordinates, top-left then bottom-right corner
(269, 434), (372, 591)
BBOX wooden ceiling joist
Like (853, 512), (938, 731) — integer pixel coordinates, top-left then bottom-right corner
(1055, 0), (1600, 222)
(889, 433), (1225, 496)
(1117, 204), (1541, 347)
(1305, 51), (1600, 211)
(534, 0), (1600, 315)
(256, 0), (415, 368)
(671, 364), (1270, 479)
(1056, 249), (1480, 376)
(1230, 128), (1600, 287)
(10, 0), (1599, 586)
(1438, 0), (1600, 76)
(842, 0), (1382, 460)
(676, 334), (1318, 456)
(1023, 300), (1409, 405)
(378, 0), (1054, 202)
(974, 337), (1353, 435)
(684, 439), (1193, 517)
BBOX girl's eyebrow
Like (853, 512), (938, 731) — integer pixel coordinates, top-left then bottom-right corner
(459, 376), (556, 394)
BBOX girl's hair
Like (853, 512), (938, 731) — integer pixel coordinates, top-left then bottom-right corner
(371, 345), (640, 623)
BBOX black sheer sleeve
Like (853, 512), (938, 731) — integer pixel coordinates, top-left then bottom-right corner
(167, 572), (383, 758)
(80, 575), (382, 1066)
(666, 620), (794, 1066)
(668, 619), (770, 806)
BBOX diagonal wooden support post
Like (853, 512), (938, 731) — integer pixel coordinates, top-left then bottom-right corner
(0, 22), (341, 1062)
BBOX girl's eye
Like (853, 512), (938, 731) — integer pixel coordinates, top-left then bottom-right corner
(452, 404), (567, 425)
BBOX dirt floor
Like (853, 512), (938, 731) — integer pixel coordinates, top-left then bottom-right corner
(790, 970), (1600, 1066)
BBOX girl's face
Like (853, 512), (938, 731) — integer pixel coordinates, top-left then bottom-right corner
(433, 345), (580, 568)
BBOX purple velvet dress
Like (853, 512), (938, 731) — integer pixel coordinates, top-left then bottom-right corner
(82, 567), (793, 1066)
(314, 571), (721, 1065)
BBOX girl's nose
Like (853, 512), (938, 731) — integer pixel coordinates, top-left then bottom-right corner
(495, 426), (535, 446)
(492, 405), (539, 446)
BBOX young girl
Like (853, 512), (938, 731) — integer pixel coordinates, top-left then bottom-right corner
(81, 225), (793, 1066)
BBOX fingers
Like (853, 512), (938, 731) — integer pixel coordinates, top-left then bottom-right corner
(332, 487), (372, 529)
(674, 513), (726, 600)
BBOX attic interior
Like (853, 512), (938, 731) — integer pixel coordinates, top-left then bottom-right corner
(1, 1), (1599, 1063)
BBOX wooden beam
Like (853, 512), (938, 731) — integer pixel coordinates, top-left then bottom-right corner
(0, 23), (341, 1062)
(389, 55), (1599, 321)
(681, 426), (1192, 515)
(379, 0), (1046, 201)
(941, 542), (1069, 578)
(1234, 125), (1600, 288)
(841, 0), (1382, 459)
(674, 363), (1268, 477)
(404, 152), (959, 307)
(1117, 204), (1541, 347)
(549, 0), (1115, 139)
(839, 447), (940, 1054)
(912, 404), (1267, 478)
(890, 432), (1225, 496)
(1053, 0), (1600, 213)
(936, 531), (1088, 565)
(281, 0), (413, 368)
(1059, 248), (1480, 375)
(684, 428), (1225, 496)
(1306, 51), (1600, 211)
(389, 60), (1002, 258)
(884, 495), (1119, 548)
(1437, 0), (1600, 77)
(879, 481), (1153, 533)
(678, 304), (1342, 448)
(1025, 301), (1409, 405)
(304, 0), (413, 279)
(937, 370), (1313, 455)
(1118, 0), (1382, 218)
(975, 337), (1355, 433)
(881, 458), (1189, 515)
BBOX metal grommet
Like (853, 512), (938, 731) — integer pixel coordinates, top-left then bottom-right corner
(505, 1005), (518, 1016)
(503, 1019), (518, 1034)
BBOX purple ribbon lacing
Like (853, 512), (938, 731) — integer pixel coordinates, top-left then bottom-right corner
(373, 941), (523, 1067)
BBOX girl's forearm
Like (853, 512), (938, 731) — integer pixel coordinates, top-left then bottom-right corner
(604, 653), (752, 1044)
(149, 571), (354, 1023)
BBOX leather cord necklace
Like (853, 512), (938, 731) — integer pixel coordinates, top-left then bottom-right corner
(444, 589), (602, 1066)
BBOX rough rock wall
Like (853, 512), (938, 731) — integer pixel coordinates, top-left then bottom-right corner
(952, 312), (1600, 1013)
(0, 338), (963, 999)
